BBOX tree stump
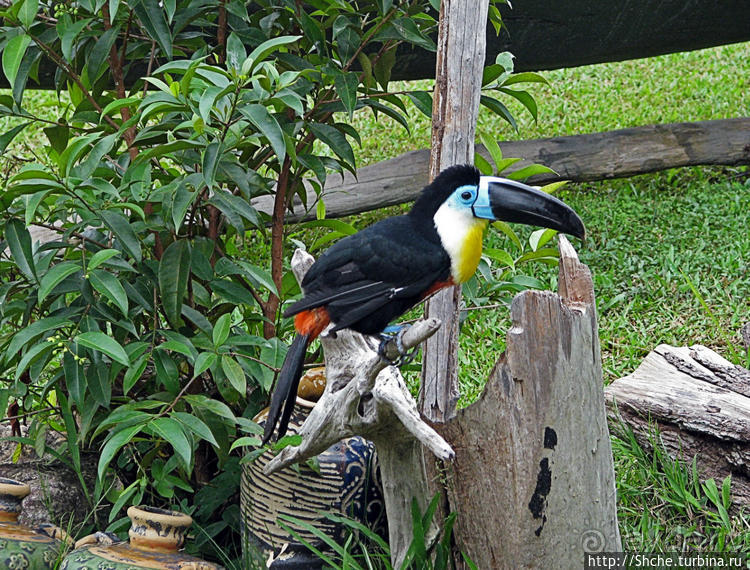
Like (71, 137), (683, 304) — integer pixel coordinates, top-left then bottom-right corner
(605, 344), (750, 506)
(437, 236), (621, 568)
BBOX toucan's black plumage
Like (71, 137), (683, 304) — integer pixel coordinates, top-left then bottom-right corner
(262, 164), (585, 444)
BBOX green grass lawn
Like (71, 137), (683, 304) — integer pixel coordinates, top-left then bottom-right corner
(3, 39), (749, 559)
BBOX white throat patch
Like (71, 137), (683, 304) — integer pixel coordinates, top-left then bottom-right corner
(433, 202), (487, 283)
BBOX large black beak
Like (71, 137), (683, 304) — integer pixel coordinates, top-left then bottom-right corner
(473, 176), (585, 239)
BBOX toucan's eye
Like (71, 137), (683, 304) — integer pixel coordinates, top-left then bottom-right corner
(461, 191), (473, 200)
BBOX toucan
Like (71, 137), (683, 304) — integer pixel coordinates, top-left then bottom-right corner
(262, 164), (585, 444)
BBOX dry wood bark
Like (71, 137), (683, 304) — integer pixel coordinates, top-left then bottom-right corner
(420, 0), (490, 423)
(252, 118), (750, 222)
(605, 344), (750, 506)
(437, 236), (621, 568)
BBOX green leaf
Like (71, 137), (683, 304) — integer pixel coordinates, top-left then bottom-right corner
(480, 95), (517, 131)
(87, 248), (122, 271)
(172, 411), (218, 447)
(76, 331), (130, 366)
(101, 96), (141, 118)
(98, 424), (143, 479)
(506, 164), (556, 181)
(406, 91), (432, 117)
(122, 354), (148, 395)
(240, 105), (286, 163)
(86, 26), (119, 81)
(225, 32), (246, 71)
(73, 133), (117, 180)
(2, 34), (31, 87)
(502, 72), (549, 87)
(89, 269), (128, 316)
(484, 247), (515, 268)
(158, 239), (191, 328)
(334, 72), (359, 119)
(211, 191), (260, 229)
(149, 417), (192, 470)
(18, 0), (39, 27)
(529, 229), (558, 252)
(170, 183), (197, 231)
(229, 436), (261, 452)
(198, 85), (223, 124)
(38, 261), (80, 303)
(157, 340), (194, 359)
(0, 122), (31, 155)
(373, 45), (396, 90)
(391, 17), (435, 51)
(316, 199), (325, 220)
(23, 189), (51, 227)
(130, 0), (172, 59)
(5, 316), (72, 361)
(59, 18), (92, 61)
(492, 220), (522, 251)
(14, 342), (54, 381)
(201, 141), (222, 189)
(499, 87), (538, 121)
(212, 313), (232, 347)
(87, 362), (111, 407)
(474, 152), (493, 176)
(540, 180), (569, 195)
(183, 395), (235, 422)
(221, 355), (246, 394)
(242, 35), (301, 75)
(5, 218), (37, 281)
(100, 210), (142, 262)
(237, 261), (277, 296)
(479, 131), (503, 170)
(108, 0), (120, 23)
(309, 122), (355, 168)
(193, 352), (217, 378)
(63, 351), (86, 406)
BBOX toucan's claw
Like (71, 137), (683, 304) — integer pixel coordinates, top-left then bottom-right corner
(378, 329), (419, 367)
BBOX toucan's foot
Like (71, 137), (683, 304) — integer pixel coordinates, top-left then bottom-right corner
(378, 327), (419, 366)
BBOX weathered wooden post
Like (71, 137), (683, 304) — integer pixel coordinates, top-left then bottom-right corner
(421, 0), (490, 421)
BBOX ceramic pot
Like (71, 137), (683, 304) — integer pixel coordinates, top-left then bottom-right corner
(241, 367), (385, 568)
(61, 506), (222, 569)
(0, 477), (69, 569)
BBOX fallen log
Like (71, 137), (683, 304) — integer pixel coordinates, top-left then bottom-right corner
(604, 344), (750, 507)
(253, 117), (750, 222)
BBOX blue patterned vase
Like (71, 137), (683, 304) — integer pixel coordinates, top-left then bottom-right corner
(241, 368), (386, 568)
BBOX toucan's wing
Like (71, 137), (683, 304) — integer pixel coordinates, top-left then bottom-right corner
(285, 216), (449, 325)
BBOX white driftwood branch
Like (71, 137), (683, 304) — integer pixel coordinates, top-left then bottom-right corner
(264, 248), (454, 568)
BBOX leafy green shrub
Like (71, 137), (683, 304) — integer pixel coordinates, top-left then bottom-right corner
(0, 0), (540, 562)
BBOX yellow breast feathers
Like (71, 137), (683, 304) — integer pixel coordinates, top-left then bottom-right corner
(455, 218), (488, 283)
(433, 201), (489, 284)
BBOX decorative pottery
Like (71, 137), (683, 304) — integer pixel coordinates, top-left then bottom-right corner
(61, 505), (222, 569)
(0, 477), (68, 569)
(241, 367), (385, 568)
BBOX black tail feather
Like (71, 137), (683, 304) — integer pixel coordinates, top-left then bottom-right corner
(261, 334), (310, 445)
